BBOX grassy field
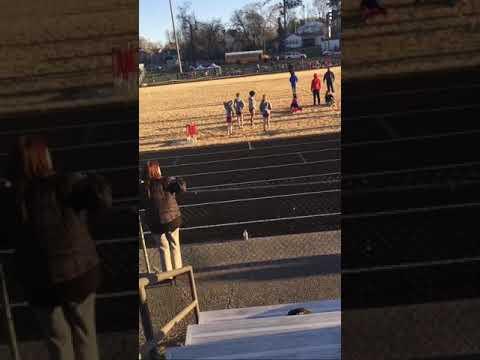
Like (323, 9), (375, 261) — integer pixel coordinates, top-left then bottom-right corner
(140, 67), (341, 152)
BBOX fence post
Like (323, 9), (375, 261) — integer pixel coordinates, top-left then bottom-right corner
(0, 264), (21, 360)
(139, 215), (152, 274)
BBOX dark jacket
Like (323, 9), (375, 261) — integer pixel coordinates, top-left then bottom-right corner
(289, 74), (298, 86)
(144, 177), (186, 233)
(9, 172), (111, 306)
(323, 70), (335, 84)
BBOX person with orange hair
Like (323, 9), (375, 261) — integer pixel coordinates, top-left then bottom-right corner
(143, 161), (186, 272)
(6, 135), (111, 360)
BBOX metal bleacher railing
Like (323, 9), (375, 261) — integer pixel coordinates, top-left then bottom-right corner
(0, 264), (21, 360)
(138, 212), (201, 359)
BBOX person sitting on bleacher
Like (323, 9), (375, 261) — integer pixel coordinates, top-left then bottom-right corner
(143, 160), (187, 272)
(5, 135), (111, 360)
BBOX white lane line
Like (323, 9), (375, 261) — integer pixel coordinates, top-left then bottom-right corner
(190, 180), (340, 193)
(173, 158), (340, 178)
(343, 103), (480, 122)
(139, 189), (340, 211)
(0, 237), (136, 255)
(343, 161), (480, 179)
(140, 138), (340, 162)
(0, 139), (137, 157)
(189, 172), (341, 190)
(344, 180), (480, 194)
(80, 165), (137, 174)
(343, 256), (480, 274)
(158, 147), (339, 169)
(10, 291), (138, 308)
(298, 152), (307, 164)
(181, 213), (341, 231)
(377, 118), (398, 138)
(343, 128), (480, 148)
(0, 119), (136, 136)
(141, 212), (341, 233)
(144, 204), (476, 234)
(96, 237), (137, 245)
(348, 83), (480, 100)
(112, 197), (137, 204)
(344, 202), (480, 220)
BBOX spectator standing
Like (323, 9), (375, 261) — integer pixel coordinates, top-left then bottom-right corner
(143, 161), (186, 272)
(311, 73), (321, 106)
(323, 67), (335, 93)
(6, 135), (111, 360)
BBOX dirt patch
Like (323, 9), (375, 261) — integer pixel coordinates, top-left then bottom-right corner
(140, 68), (341, 152)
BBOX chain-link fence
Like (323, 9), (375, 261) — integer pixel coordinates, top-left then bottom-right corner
(140, 57), (341, 87)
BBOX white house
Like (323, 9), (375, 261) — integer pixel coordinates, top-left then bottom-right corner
(285, 34), (303, 49)
(321, 38), (340, 52)
(297, 21), (326, 36)
(285, 20), (329, 49)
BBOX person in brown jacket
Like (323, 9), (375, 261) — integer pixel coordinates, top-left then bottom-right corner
(5, 135), (112, 360)
(143, 161), (186, 272)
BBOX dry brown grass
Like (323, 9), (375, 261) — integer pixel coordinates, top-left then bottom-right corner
(140, 67), (341, 152)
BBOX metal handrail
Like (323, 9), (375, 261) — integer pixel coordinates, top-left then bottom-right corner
(0, 264), (21, 360)
(139, 266), (200, 358)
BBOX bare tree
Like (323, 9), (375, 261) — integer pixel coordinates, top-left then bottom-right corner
(139, 36), (162, 53)
(230, 2), (278, 51)
(313, 0), (330, 19)
(177, 2), (198, 63)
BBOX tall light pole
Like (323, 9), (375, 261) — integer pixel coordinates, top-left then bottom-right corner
(169, 0), (183, 74)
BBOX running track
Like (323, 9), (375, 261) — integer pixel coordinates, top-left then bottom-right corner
(341, 68), (480, 310)
(139, 132), (342, 245)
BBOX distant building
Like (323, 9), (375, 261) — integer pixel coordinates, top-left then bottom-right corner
(285, 34), (303, 49)
(297, 21), (326, 36)
(285, 20), (340, 51)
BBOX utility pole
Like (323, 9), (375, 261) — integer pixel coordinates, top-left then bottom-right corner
(169, 0), (183, 73)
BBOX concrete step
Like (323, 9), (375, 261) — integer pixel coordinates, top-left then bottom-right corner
(342, 0), (480, 12)
(343, 0), (415, 12)
(0, 8), (136, 47)
(343, 24), (480, 65)
(167, 319), (340, 359)
(187, 311), (340, 346)
(198, 299), (340, 325)
(139, 233), (341, 332)
(343, 7), (479, 39)
(342, 48), (480, 80)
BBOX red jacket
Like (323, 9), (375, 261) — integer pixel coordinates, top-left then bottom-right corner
(311, 74), (321, 91)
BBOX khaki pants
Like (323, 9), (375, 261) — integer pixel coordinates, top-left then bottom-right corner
(154, 228), (183, 272)
(33, 293), (99, 360)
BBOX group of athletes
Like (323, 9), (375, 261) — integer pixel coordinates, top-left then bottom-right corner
(222, 66), (336, 136)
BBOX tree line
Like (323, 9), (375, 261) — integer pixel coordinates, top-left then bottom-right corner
(141, 0), (340, 65)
